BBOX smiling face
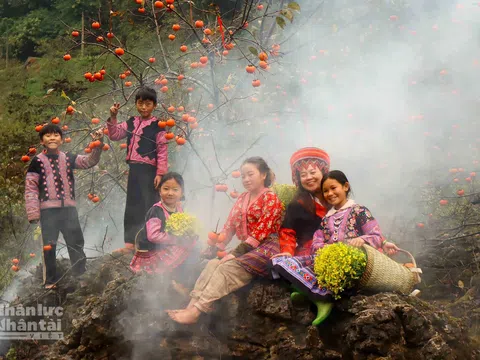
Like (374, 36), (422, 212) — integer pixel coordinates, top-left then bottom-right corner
(322, 178), (350, 209)
(136, 98), (157, 119)
(160, 178), (183, 208)
(299, 164), (323, 194)
(41, 132), (63, 152)
(241, 162), (266, 193)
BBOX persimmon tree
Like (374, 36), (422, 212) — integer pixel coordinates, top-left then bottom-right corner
(9, 0), (309, 274)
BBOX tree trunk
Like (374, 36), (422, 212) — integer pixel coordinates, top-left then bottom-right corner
(81, 12), (85, 57)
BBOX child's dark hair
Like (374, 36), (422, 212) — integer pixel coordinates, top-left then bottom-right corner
(39, 124), (63, 140)
(321, 170), (352, 196)
(242, 156), (273, 187)
(159, 172), (185, 200)
(135, 86), (157, 104)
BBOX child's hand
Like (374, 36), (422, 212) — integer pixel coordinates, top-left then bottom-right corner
(90, 129), (104, 141)
(382, 242), (399, 256)
(348, 237), (365, 247)
(110, 103), (120, 118)
(154, 175), (162, 189)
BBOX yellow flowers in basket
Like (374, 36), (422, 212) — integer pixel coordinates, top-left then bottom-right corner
(313, 242), (367, 299)
(272, 184), (297, 209)
(165, 213), (199, 237)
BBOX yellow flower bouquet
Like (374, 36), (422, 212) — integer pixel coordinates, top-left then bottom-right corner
(313, 242), (367, 299)
(272, 183), (297, 209)
(165, 213), (199, 237)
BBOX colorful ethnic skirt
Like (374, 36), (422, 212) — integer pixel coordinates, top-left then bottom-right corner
(236, 234), (280, 277)
(270, 255), (332, 301)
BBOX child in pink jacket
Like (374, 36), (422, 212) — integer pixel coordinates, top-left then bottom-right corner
(107, 87), (168, 253)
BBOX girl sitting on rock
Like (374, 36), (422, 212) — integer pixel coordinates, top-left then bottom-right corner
(130, 172), (197, 277)
(167, 157), (284, 324)
(271, 170), (399, 325)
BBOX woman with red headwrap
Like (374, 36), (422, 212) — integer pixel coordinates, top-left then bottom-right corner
(273, 147), (330, 258)
(270, 147), (333, 325)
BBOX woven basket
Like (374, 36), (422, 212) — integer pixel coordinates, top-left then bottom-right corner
(358, 245), (422, 294)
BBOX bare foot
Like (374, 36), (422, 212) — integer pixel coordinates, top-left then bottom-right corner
(45, 284), (57, 290)
(167, 307), (201, 324)
(171, 280), (190, 298)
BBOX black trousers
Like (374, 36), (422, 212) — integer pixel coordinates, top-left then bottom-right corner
(40, 207), (86, 285)
(124, 163), (159, 245)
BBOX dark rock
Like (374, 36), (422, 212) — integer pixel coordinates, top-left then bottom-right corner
(4, 254), (480, 360)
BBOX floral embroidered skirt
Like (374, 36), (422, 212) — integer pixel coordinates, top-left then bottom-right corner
(270, 255), (332, 301)
(236, 234), (280, 277)
(130, 244), (195, 275)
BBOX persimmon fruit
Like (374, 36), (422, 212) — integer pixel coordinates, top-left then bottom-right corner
(258, 52), (268, 61)
(176, 137), (186, 145)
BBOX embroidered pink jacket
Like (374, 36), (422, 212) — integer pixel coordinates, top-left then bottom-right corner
(130, 202), (197, 274)
(24, 148), (102, 222)
(311, 200), (384, 253)
(107, 116), (168, 176)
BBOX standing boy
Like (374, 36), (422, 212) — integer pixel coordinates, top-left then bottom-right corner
(107, 87), (168, 254)
(25, 124), (104, 289)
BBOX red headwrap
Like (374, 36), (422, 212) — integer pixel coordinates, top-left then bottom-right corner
(290, 147), (330, 185)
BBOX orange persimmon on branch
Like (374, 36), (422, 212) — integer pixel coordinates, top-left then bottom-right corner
(41, 0), (301, 209)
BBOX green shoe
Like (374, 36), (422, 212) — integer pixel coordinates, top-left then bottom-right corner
(312, 301), (333, 326)
(290, 291), (307, 303)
